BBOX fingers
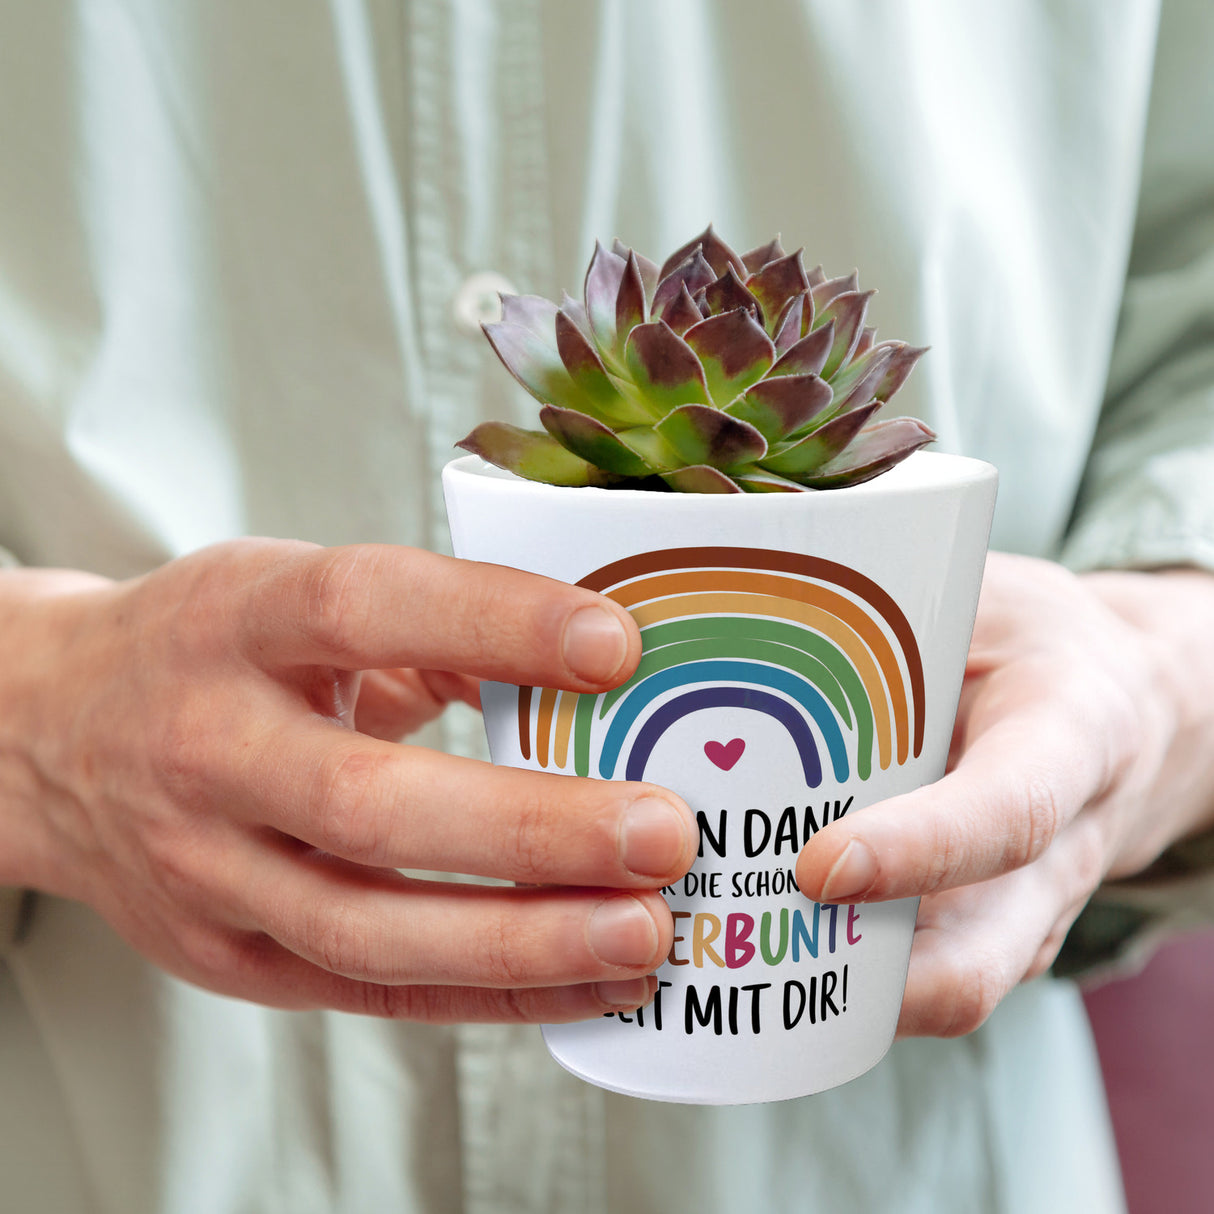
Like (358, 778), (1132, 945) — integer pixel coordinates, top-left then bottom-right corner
(236, 720), (698, 887)
(152, 921), (663, 1022)
(352, 668), (482, 741)
(896, 875), (1044, 1038)
(796, 675), (1121, 904)
(896, 815), (1105, 1037)
(202, 835), (674, 990)
(242, 544), (641, 690)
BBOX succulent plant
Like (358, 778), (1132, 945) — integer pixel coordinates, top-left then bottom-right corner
(458, 227), (935, 492)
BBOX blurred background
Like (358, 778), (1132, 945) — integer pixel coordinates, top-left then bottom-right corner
(1085, 930), (1214, 1213)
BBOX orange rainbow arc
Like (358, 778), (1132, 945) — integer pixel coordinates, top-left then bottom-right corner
(516, 547), (925, 785)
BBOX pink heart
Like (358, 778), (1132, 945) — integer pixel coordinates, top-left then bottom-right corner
(704, 738), (746, 771)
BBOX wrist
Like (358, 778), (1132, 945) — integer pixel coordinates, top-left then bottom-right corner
(0, 567), (114, 891)
(1083, 567), (1214, 845)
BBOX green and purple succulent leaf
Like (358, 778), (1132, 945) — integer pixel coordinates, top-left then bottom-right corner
(651, 250), (717, 321)
(762, 400), (882, 476)
(660, 225), (747, 280)
(811, 271), (859, 311)
(658, 231), (705, 278)
(874, 343), (929, 401)
(539, 405), (655, 477)
(683, 309), (776, 405)
(800, 417), (937, 488)
(614, 424), (686, 473)
(499, 293), (560, 335)
(772, 294), (813, 353)
(698, 227), (748, 278)
(806, 264), (827, 288)
(655, 281), (706, 336)
(622, 320), (711, 415)
(660, 463), (744, 494)
(853, 325), (877, 360)
(828, 344), (895, 412)
(725, 374), (834, 442)
(741, 236), (787, 275)
(456, 422), (623, 487)
(559, 291), (593, 340)
(552, 310), (649, 425)
(654, 403), (768, 471)
(611, 239), (659, 300)
(615, 250), (648, 338)
(817, 289), (875, 379)
(482, 321), (579, 406)
(734, 468), (811, 493)
(770, 320), (835, 378)
(584, 241), (628, 362)
(745, 251), (810, 333)
(702, 265), (765, 326)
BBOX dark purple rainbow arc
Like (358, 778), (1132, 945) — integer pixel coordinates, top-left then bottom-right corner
(515, 547), (925, 783)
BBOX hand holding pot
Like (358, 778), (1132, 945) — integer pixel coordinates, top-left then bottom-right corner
(796, 553), (1214, 1036)
(0, 540), (697, 1021)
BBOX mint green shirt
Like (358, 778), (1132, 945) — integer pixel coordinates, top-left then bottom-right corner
(3, 1), (1212, 1209)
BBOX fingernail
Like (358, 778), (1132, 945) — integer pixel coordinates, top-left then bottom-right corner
(595, 977), (653, 1008)
(562, 606), (629, 683)
(819, 839), (879, 902)
(588, 896), (658, 967)
(619, 797), (691, 877)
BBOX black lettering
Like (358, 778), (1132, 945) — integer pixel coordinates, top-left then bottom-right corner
(821, 969), (840, 1019)
(782, 979), (806, 1029)
(685, 984), (723, 1035)
(744, 809), (772, 857)
(773, 805), (799, 855)
(697, 810), (727, 858)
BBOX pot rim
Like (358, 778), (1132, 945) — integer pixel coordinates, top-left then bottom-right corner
(443, 449), (996, 506)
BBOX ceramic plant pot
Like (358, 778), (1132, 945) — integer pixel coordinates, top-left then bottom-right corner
(443, 450), (996, 1104)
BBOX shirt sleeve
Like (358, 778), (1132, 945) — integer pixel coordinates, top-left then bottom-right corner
(1055, 0), (1214, 979)
(1060, 0), (1214, 575)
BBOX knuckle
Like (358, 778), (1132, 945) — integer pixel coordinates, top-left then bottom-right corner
(497, 985), (536, 1023)
(1005, 768), (1061, 871)
(1023, 931), (1065, 982)
(170, 542), (289, 654)
(940, 956), (1005, 1037)
(350, 982), (562, 1025)
(306, 900), (375, 978)
(483, 911), (534, 988)
(176, 923), (242, 984)
(1066, 826), (1107, 904)
(353, 980), (410, 1019)
(310, 746), (398, 863)
(507, 794), (558, 880)
(297, 547), (380, 663)
(920, 815), (961, 895)
(150, 705), (216, 796)
(150, 830), (211, 908)
(447, 570), (561, 672)
(463, 592), (500, 661)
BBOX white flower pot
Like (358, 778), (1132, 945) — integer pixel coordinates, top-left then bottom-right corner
(443, 451), (996, 1104)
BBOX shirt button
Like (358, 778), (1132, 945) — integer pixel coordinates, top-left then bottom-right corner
(452, 271), (519, 335)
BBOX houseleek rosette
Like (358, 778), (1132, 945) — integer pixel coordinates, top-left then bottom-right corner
(459, 227), (935, 492)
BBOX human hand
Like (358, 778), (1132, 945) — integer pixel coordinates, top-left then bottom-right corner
(794, 552), (1214, 1036)
(0, 541), (697, 1021)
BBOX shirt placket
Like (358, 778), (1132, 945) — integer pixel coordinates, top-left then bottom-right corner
(402, 1), (607, 1211)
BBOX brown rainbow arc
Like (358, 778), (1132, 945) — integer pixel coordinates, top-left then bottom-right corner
(517, 547), (925, 779)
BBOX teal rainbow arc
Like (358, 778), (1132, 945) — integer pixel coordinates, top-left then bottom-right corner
(517, 547), (924, 787)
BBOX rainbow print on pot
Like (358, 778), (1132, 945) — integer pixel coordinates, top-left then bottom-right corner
(517, 547), (924, 787)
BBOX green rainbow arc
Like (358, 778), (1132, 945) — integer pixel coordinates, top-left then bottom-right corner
(572, 616), (875, 780)
(522, 546), (925, 783)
